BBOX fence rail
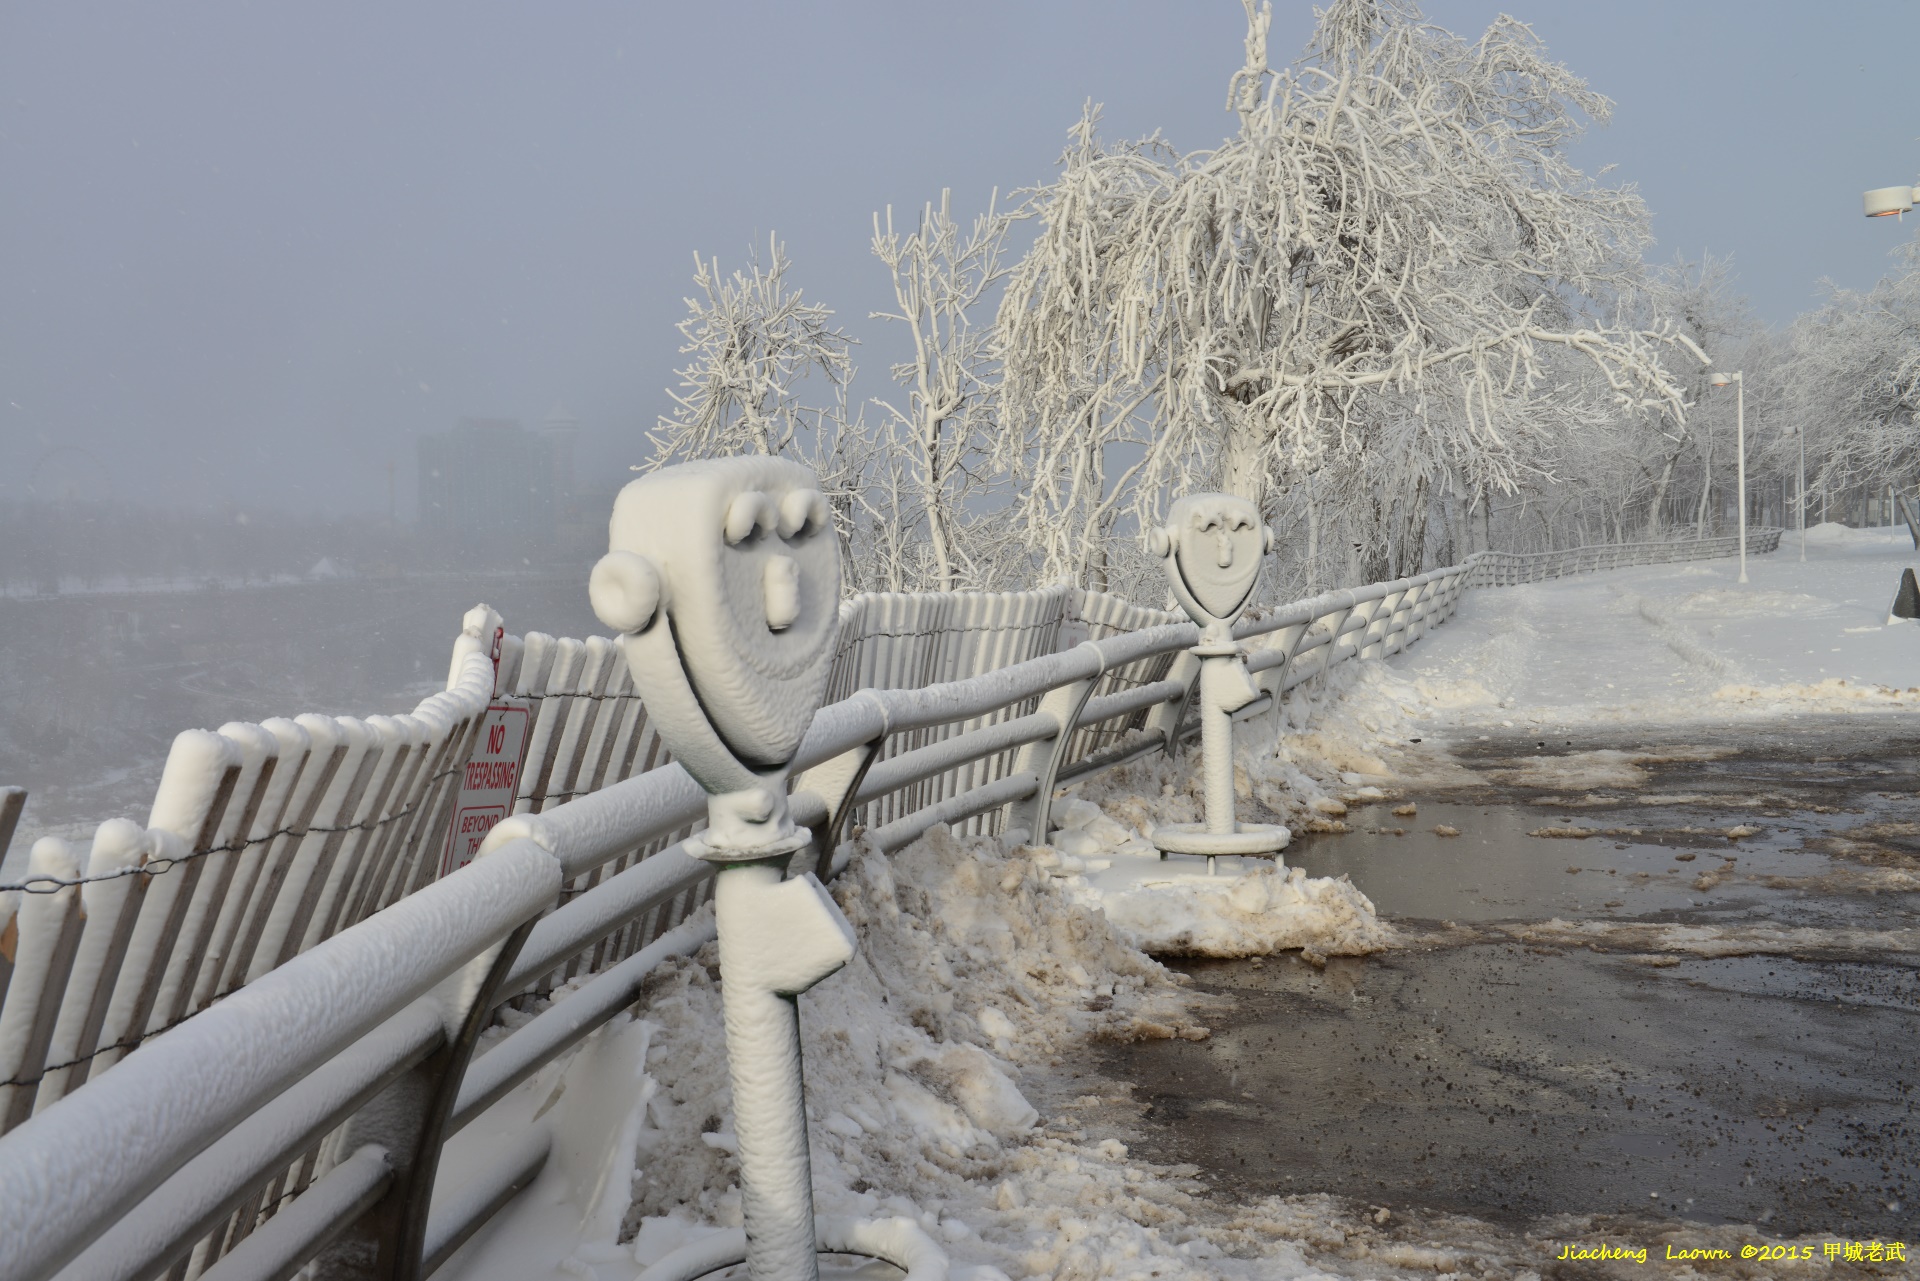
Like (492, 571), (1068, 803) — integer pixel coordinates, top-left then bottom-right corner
(1468, 527), (1783, 587)
(0, 523), (1779, 1281)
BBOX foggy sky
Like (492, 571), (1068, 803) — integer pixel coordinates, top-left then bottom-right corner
(3, 2), (1915, 518)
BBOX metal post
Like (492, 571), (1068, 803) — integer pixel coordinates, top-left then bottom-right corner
(1005, 672), (1100, 847)
(311, 920), (536, 1281)
(1198, 656), (1237, 837)
(1144, 495), (1289, 872)
(1799, 426), (1807, 561)
(710, 858), (850, 1281)
(1736, 376), (1748, 583)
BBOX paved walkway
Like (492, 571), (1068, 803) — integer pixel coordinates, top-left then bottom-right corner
(1392, 525), (1920, 728)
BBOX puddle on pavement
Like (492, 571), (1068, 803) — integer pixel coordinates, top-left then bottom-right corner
(1098, 721), (1920, 1241)
(1288, 799), (1782, 924)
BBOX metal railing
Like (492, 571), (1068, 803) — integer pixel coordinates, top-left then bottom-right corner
(0, 559), (1474, 1281)
(1468, 527), (1783, 587)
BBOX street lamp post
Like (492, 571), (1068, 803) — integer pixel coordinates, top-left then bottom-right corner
(1710, 370), (1749, 583)
(1784, 421), (1807, 561)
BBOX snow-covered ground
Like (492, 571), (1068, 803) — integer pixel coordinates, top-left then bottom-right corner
(1392, 523), (1920, 729)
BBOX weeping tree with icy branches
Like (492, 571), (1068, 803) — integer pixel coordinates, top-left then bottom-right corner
(995, 0), (1705, 589)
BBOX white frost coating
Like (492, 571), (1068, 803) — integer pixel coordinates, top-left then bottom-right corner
(555, 1018), (656, 1245)
(448, 604), (506, 695)
(0, 839), (81, 1115)
(50, 1001), (442, 1281)
(501, 848), (711, 996)
(298, 713), (406, 955)
(82, 827), (186, 1071)
(479, 764), (709, 880)
(1147, 494), (1289, 861)
(32, 819), (152, 1109)
(434, 1024), (639, 1281)
(146, 728), (240, 840)
(250, 714), (368, 977)
(635, 1216), (951, 1281)
(145, 721), (281, 1039)
(195, 1143), (392, 1281)
(460, 914), (718, 1130)
(208, 716), (320, 996)
(713, 865), (855, 1281)
(0, 839), (562, 1281)
(433, 1024), (649, 1281)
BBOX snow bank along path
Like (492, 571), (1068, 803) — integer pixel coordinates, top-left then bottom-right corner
(1, 528), (1830, 1281)
(1389, 523), (1920, 729)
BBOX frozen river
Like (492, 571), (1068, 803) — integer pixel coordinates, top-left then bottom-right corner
(0, 570), (602, 861)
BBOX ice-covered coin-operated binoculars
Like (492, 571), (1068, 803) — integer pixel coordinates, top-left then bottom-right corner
(591, 458), (935, 1281)
(1147, 494), (1290, 869)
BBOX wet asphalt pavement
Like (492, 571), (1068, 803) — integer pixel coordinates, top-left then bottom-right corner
(1100, 718), (1920, 1243)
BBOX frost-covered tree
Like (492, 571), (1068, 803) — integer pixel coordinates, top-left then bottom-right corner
(868, 191), (1012, 590)
(994, 0), (1703, 587)
(1635, 255), (1758, 539)
(649, 236), (857, 464)
(645, 237), (878, 564)
(1782, 235), (1920, 504)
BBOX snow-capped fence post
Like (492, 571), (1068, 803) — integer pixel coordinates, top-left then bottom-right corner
(0, 785), (22, 1014)
(0, 785), (23, 869)
(0, 840), (85, 1129)
(589, 457), (861, 1281)
(1145, 496), (1289, 870)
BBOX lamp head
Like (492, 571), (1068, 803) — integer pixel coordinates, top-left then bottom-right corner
(1864, 185), (1918, 218)
(1709, 372), (1732, 388)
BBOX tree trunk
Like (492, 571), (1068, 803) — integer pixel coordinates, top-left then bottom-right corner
(1396, 476), (1429, 577)
(1223, 419), (1268, 504)
(1359, 493), (1391, 583)
(1644, 444), (1681, 541)
(924, 491), (956, 592)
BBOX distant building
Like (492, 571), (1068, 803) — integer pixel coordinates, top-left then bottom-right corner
(540, 401), (580, 520)
(417, 417), (562, 561)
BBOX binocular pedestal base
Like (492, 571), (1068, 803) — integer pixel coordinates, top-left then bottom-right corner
(1150, 820), (1290, 875)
